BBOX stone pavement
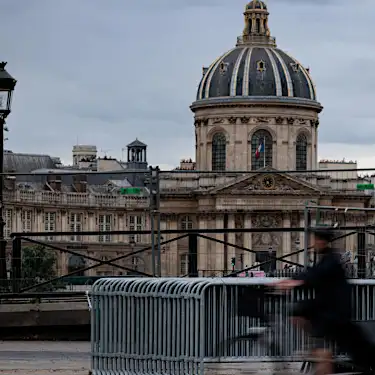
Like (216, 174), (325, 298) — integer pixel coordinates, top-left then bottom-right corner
(0, 341), (303, 375)
(0, 341), (90, 374)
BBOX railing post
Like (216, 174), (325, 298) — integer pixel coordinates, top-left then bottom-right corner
(188, 233), (198, 277)
(303, 205), (311, 269)
(357, 228), (366, 278)
(11, 237), (21, 293)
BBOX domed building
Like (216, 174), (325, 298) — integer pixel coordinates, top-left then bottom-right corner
(158, 1), (372, 277)
(192, 0), (321, 171)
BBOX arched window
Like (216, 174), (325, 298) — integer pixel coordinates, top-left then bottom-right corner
(68, 255), (86, 277)
(296, 134), (308, 171)
(251, 129), (273, 170)
(180, 216), (193, 230)
(211, 133), (226, 171)
(256, 18), (261, 33)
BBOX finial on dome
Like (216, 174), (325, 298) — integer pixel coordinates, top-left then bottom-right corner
(237, 0), (276, 47)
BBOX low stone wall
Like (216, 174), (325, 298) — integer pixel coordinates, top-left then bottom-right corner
(0, 301), (90, 327)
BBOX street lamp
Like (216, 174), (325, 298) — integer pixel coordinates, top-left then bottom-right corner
(0, 62), (16, 285)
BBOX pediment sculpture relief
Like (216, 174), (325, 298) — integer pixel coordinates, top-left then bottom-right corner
(243, 176), (297, 192)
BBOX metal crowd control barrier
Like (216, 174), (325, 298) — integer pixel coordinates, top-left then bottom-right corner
(90, 278), (375, 375)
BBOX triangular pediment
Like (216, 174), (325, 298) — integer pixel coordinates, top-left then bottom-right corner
(208, 168), (323, 195)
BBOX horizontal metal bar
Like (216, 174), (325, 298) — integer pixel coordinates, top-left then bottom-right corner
(162, 167), (375, 174)
(2, 167), (375, 176)
(11, 226), (374, 238)
(307, 205), (375, 212)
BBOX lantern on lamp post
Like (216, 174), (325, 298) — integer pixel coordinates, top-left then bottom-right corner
(0, 62), (16, 286)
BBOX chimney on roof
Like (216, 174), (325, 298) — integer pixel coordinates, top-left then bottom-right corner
(47, 174), (62, 191)
(73, 174), (87, 193)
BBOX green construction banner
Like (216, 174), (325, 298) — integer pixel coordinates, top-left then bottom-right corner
(356, 184), (374, 191)
(120, 187), (142, 195)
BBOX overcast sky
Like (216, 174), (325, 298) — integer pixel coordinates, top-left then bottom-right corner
(1, 0), (374, 169)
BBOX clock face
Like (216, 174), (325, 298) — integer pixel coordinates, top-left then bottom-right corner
(262, 176), (275, 189)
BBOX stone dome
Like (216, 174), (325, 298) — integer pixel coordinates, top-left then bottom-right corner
(196, 46), (316, 101)
(196, 1), (317, 102)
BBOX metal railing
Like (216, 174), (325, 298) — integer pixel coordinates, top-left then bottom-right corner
(90, 278), (375, 375)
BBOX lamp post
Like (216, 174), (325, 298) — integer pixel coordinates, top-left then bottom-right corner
(0, 62), (16, 286)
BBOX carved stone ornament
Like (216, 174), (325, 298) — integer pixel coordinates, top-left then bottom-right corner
(287, 117), (295, 125)
(202, 118), (209, 126)
(275, 117), (284, 124)
(299, 118), (307, 124)
(241, 116), (250, 124)
(228, 117), (237, 124)
(194, 119), (201, 126)
(251, 214), (281, 228)
(256, 117), (270, 123)
(251, 214), (282, 248)
(212, 117), (224, 124)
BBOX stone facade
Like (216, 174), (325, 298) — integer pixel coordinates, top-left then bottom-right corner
(192, 101), (321, 171)
(159, 171), (373, 276)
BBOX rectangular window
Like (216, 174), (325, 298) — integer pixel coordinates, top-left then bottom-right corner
(21, 210), (32, 233)
(128, 215), (144, 242)
(4, 209), (12, 239)
(98, 214), (111, 242)
(69, 213), (82, 242)
(44, 212), (56, 241)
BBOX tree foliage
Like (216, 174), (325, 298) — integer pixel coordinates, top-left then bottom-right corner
(21, 245), (61, 291)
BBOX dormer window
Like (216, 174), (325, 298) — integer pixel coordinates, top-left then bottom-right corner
(257, 60), (266, 72)
(219, 62), (229, 74)
(290, 62), (300, 72)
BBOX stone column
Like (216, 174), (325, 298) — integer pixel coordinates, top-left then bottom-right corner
(198, 215), (207, 275)
(166, 216), (176, 276)
(215, 215), (225, 274)
(15, 209), (21, 233)
(282, 215), (291, 268)
(206, 142), (212, 171)
(243, 214), (253, 268)
(227, 214), (236, 268)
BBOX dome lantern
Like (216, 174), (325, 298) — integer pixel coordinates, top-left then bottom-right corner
(238, 0), (276, 47)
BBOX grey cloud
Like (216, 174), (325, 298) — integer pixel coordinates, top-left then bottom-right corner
(0, 0), (374, 167)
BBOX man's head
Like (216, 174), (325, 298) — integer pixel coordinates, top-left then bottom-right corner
(311, 227), (337, 251)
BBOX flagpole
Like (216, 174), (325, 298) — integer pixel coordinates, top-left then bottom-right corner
(263, 137), (266, 168)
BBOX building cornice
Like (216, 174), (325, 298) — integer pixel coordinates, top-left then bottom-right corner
(190, 96), (323, 113)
